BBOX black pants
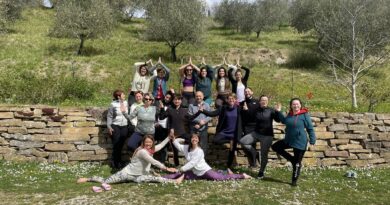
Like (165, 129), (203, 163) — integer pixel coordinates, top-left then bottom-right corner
(272, 140), (306, 181)
(213, 133), (237, 168)
(181, 91), (195, 108)
(111, 125), (129, 168)
(154, 126), (169, 164)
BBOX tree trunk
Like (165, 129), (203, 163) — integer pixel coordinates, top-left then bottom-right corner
(170, 46), (177, 62)
(77, 36), (85, 55)
(256, 31), (260, 38)
(351, 78), (358, 109)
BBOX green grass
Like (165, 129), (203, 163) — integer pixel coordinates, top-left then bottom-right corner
(0, 8), (389, 112)
(0, 161), (389, 204)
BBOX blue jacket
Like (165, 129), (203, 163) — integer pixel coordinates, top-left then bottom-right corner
(278, 109), (316, 150)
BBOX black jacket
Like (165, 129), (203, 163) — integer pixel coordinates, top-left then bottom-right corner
(241, 97), (259, 134)
(242, 106), (280, 137)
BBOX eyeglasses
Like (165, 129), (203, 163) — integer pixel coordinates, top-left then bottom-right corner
(144, 98), (153, 101)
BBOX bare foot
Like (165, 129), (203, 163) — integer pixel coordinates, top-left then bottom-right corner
(243, 173), (252, 179)
(227, 168), (234, 175)
(175, 174), (185, 184)
(77, 178), (88, 183)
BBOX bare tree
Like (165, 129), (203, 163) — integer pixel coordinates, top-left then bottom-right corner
(50, 0), (115, 55)
(315, 0), (390, 109)
(145, 0), (205, 62)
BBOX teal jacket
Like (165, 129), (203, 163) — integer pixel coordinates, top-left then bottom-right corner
(277, 108), (316, 150)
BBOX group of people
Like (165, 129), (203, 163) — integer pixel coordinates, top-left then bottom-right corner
(78, 58), (316, 192)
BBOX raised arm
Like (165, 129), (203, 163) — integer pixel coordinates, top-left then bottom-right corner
(241, 66), (250, 82)
(201, 107), (221, 117)
(173, 138), (186, 153)
(155, 136), (170, 152)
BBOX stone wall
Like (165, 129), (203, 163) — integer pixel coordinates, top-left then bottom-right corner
(0, 105), (389, 167)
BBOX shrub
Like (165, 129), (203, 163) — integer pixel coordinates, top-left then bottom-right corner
(286, 49), (322, 69)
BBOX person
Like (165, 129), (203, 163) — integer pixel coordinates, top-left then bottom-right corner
(151, 57), (170, 104)
(128, 91), (144, 135)
(200, 93), (242, 168)
(106, 89), (130, 169)
(159, 94), (191, 166)
(240, 95), (281, 178)
(127, 93), (157, 152)
(128, 60), (157, 106)
(77, 135), (183, 192)
(214, 61), (232, 108)
(195, 58), (214, 105)
(240, 87), (260, 168)
(179, 58), (200, 107)
(272, 98), (316, 186)
(228, 60), (250, 104)
(188, 91), (211, 156)
(154, 91), (174, 163)
(163, 133), (252, 181)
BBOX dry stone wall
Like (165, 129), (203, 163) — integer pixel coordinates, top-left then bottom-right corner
(0, 105), (389, 167)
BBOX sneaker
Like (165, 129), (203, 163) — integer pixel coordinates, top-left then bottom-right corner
(257, 172), (265, 179)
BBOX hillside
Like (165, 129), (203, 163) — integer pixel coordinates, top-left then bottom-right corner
(0, 8), (389, 112)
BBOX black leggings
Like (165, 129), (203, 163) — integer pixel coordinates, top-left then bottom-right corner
(111, 125), (129, 167)
(271, 140), (305, 166)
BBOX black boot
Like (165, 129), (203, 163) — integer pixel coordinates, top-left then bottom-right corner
(227, 150), (235, 168)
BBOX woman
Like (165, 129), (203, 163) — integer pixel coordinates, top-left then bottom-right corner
(77, 135), (183, 192)
(214, 66), (232, 108)
(163, 133), (251, 181)
(106, 89), (129, 169)
(200, 93), (242, 168)
(272, 98), (316, 186)
(179, 58), (200, 107)
(128, 60), (157, 106)
(228, 63), (250, 104)
(127, 93), (157, 152)
(196, 60), (214, 105)
(151, 57), (170, 103)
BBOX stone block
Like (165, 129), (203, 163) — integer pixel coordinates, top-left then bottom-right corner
(10, 140), (45, 149)
(8, 127), (28, 134)
(0, 119), (23, 127)
(48, 152), (69, 163)
(45, 143), (76, 151)
(95, 149), (110, 155)
(0, 147), (16, 154)
(28, 128), (61, 135)
(336, 133), (368, 140)
(59, 111), (90, 116)
(315, 140), (329, 146)
(66, 116), (87, 122)
(384, 120), (390, 126)
(330, 139), (349, 146)
(75, 121), (96, 127)
(3, 153), (29, 162)
(357, 153), (380, 159)
(346, 160), (369, 167)
(335, 119), (358, 124)
(32, 149), (49, 158)
(368, 158), (386, 164)
(303, 151), (324, 158)
(348, 125), (373, 132)
(349, 149), (371, 153)
(302, 158), (320, 166)
(314, 127), (327, 132)
(326, 112), (350, 118)
(310, 112), (326, 118)
(76, 144), (103, 151)
(2, 133), (32, 141)
(207, 127), (216, 135)
(31, 134), (90, 142)
(376, 114), (390, 120)
(337, 144), (363, 150)
(364, 113), (376, 120)
(375, 126), (390, 132)
(325, 150), (349, 157)
(316, 132), (335, 139)
(61, 127), (99, 135)
(0, 137), (9, 145)
(309, 145), (329, 151)
(321, 158), (346, 166)
(0, 112), (13, 119)
(383, 142), (390, 148)
(90, 137), (99, 145)
(47, 121), (73, 127)
(67, 151), (96, 161)
(364, 142), (382, 149)
(328, 124), (347, 132)
(23, 121), (46, 129)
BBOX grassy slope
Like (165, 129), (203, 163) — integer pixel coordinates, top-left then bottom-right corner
(0, 8), (389, 112)
(0, 161), (389, 204)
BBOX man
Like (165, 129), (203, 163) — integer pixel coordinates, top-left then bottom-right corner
(240, 95), (280, 178)
(188, 91), (211, 156)
(240, 87), (260, 168)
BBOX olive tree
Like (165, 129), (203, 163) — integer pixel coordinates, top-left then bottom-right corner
(315, 0), (390, 109)
(50, 0), (115, 55)
(145, 0), (205, 61)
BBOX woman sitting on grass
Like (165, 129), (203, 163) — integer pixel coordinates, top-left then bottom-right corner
(163, 133), (252, 181)
(77, 135), (184, 192)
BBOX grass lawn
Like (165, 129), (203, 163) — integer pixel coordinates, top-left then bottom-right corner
(0, 161), (389, 204)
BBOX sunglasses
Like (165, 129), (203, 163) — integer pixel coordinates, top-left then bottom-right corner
(144, 98), (153, 101)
